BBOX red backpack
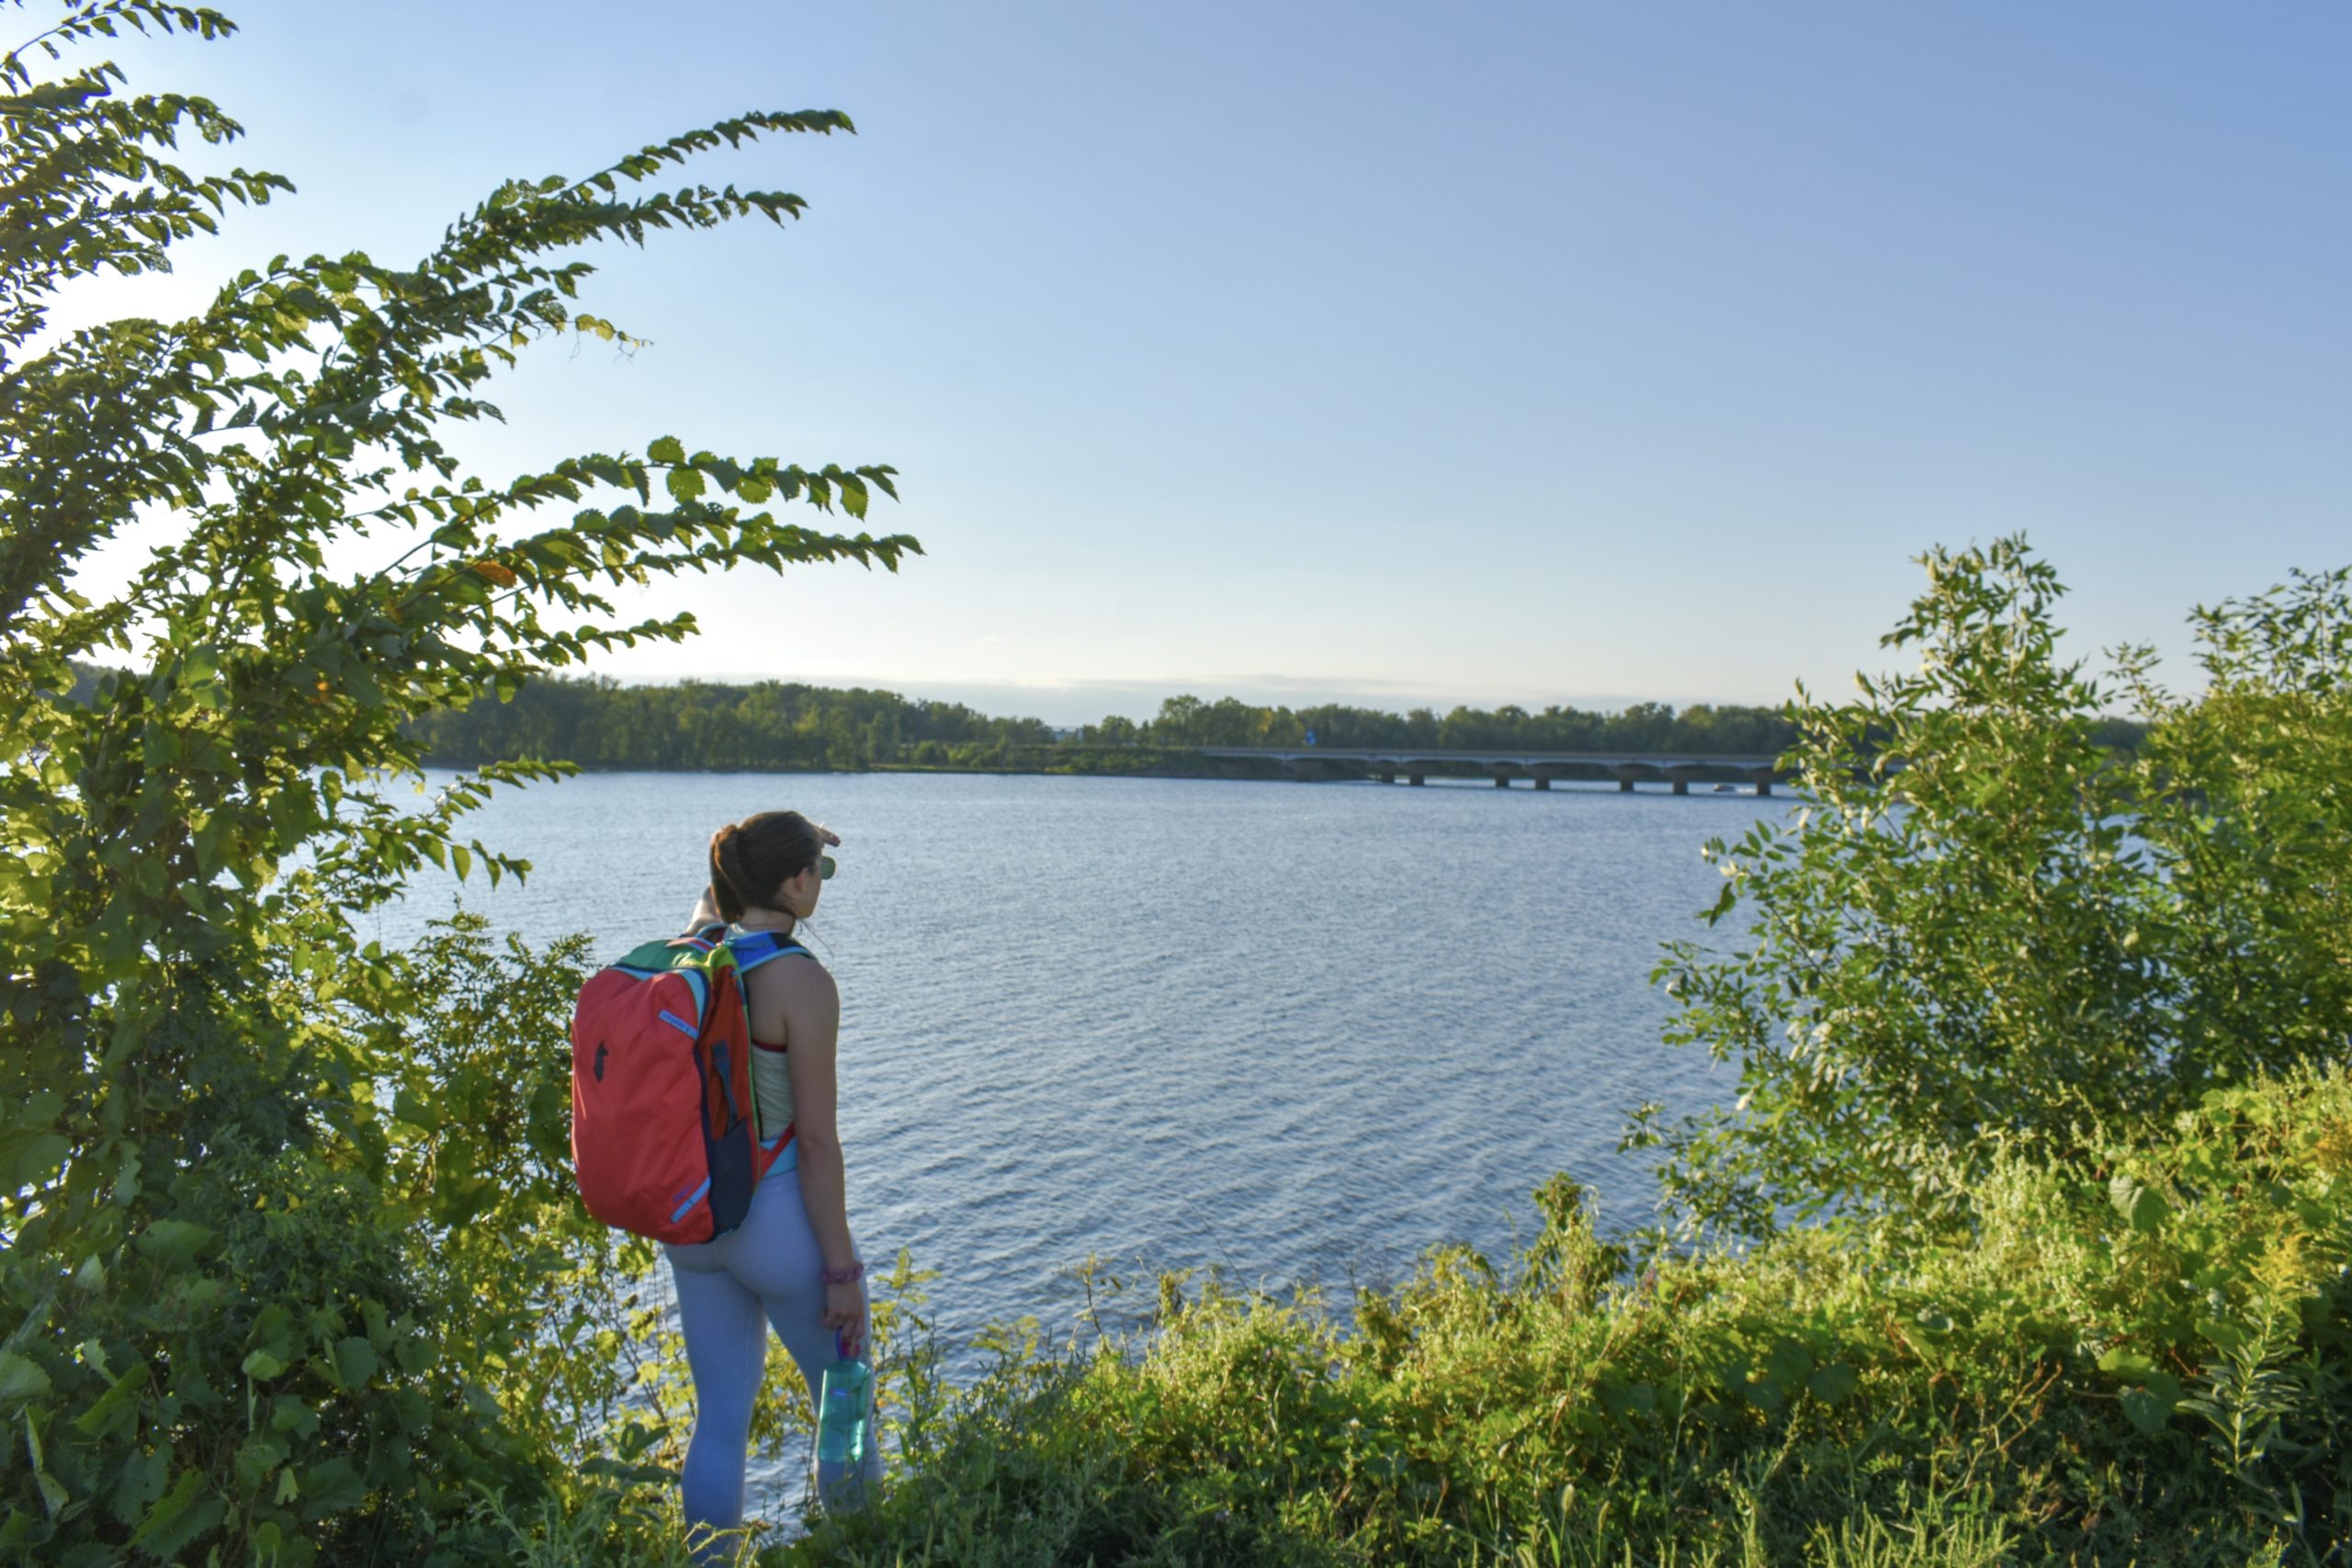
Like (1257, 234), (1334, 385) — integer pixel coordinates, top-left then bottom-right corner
(570, 926), (803, 1244)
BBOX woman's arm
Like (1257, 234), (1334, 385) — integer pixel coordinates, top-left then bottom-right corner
(773, 961), (865, 1353)
(684, 884), (722, 932)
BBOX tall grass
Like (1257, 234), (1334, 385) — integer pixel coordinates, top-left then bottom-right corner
(755, 1071), (2349, 1566)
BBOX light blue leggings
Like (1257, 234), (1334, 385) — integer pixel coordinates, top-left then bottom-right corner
(662, 1156), (882, 1553)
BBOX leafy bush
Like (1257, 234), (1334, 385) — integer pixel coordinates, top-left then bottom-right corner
(786, 1071), (2352, 1565)
(0, 917), (666, 1566)
(0, 4), (911, 1561)
(1640, 539), (2352, 1236)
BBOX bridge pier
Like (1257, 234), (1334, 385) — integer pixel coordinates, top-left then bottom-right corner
(1189, 749), (1786, 797)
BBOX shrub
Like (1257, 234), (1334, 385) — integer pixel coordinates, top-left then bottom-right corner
(786, 1070), (2352, 1565)
(0, 5), (911, 1561)
(1640, 540), (2352, 1237)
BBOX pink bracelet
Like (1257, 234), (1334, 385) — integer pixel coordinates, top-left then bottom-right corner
(820, 1259), (865, 1285)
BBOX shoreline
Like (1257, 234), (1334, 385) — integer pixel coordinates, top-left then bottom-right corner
(414, 756), (1788, 786)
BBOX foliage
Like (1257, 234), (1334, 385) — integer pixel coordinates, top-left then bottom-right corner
(2119, 565), (2352, 1106)
(780, 1068), (2352, 1565)
(0, 4), (912, 1561)
(380, 919), (666, 1499)
(402, 673), (1856, 773)
(408, 676), (1062, 772)
(1637, 539), (2352, 1237)
(1136, 694), (1806, 755)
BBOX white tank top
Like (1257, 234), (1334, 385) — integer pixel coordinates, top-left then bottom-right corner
(751, 1035), (795, 1144)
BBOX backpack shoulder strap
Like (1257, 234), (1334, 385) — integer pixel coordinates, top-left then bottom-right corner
(660, 924), (728, 964)
(726, 929), (811, 976)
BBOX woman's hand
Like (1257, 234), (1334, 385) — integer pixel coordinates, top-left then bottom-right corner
(821, 1278), (866, 1359)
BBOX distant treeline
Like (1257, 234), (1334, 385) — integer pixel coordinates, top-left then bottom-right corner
(411, 677), (1063, 772)
(406, 679), (1811, 771)
(57, 665), (2150, 773)
(401, 675), (2148, 773)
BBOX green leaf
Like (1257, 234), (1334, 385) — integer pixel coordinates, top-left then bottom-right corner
(129, 1466), (222, 1557)
(1806, 1362), (1859, 1404)
(234, 1435), (288, 1490)
(109, 1438), (170, 1523)
(69, 1369), (141, 1440)
(0, 1351), (51, 1407)
(648, 435), (684, 463)
(2108, 1175), (2169, 1233)
(134, 1219), (214, 1271)
(1598, 1379), (1655, 1419)
(331, 1337), (380, 1390)
(10, 1131), (68, 1188)
(2120, 1373), (2182, 1437)
(300, 1457), (366, 1518)
(2195, 1316), (2249, 1355)
(242, 1348), (288, 1381)
(1764, 1338), (1814, 1388)
(2098, 1346), (2157, 1381)
(269, 1395), (320, 1437)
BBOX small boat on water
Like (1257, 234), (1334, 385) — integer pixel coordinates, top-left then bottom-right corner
(1712, 783), (1739, 793)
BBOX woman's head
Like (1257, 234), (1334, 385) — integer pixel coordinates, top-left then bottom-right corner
(708, 809), (831, 922)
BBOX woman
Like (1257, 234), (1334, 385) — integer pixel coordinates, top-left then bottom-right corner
(664, 808), (882, 1550)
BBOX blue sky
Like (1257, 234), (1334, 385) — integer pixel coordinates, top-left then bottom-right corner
(58, 1), (2352, 723)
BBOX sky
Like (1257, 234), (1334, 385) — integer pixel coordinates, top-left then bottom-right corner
(45, 1), (2352, 724)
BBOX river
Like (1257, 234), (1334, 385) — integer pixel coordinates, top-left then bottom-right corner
(379, 768), (1774, 1506)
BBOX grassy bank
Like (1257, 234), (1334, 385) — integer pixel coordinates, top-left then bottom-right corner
(759, 1070), (2350, 1566)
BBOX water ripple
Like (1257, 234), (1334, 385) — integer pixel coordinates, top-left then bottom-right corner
(382, 771), (1769, 1503)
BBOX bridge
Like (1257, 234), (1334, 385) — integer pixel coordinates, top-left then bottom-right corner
(1195, 747), (1789, 795)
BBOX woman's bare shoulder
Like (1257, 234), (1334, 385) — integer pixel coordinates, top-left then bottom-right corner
(746, 949), (835, 1005)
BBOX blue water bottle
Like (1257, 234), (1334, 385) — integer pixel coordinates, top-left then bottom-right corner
(817, 1336), (870, 1467)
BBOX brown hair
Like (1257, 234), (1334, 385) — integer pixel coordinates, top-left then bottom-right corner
(708, 810), (824, 922)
